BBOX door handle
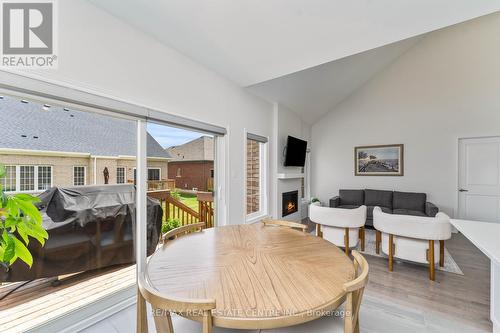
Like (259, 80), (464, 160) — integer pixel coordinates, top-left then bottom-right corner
(459, 189), (469, 192)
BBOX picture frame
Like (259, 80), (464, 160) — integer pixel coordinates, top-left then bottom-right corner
(354, 144), (404, 176)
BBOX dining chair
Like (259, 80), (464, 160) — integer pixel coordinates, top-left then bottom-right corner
(137, 271), (216, 333)
(262, 218), (308, 233)
(260, 250), (369, 333)
(162, 222), (205, 243)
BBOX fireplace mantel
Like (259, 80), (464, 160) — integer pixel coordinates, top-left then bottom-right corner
(277, 173), (304, 179)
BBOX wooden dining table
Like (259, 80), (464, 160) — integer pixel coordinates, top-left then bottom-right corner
(146, 223), (355, 330)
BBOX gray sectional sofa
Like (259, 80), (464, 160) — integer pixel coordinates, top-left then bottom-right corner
(330, 189), (439, 227)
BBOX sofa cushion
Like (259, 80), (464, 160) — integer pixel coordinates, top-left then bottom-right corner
(393, 191), (426, 212)
(339, 189), (364, 206)
(393, 209), (427, 217)
(367, 205), (392, 219)
(337, 205), (360, 209)
(364, 189), (393, 209)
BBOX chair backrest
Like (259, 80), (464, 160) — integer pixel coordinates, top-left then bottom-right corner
(343, 251), (369, 333)
(162, 222), (205, 243)
(262, 218), (308, 233)
(309, 205), (367, 229)
(137, 272), (216, 333)
(373, 206), (451, 240)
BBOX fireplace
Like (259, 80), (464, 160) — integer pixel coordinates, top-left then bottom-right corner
(282, 190), (299, 217)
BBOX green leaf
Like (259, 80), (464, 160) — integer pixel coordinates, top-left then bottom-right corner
(2, 232), (16, 263)
(16, 223), (29, 245)
(12, 236), (33, 267)
(15, 193), (41, 203)
(0, 165), (5, 179)
(15, 199), (42, 225)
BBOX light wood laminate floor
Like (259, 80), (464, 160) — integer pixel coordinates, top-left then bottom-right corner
(301, 217), (491, 332)
(363, 232), (491, 332)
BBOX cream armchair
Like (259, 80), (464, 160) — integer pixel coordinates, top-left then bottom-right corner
(309, 205), (367, 255)
(373, 206), (452, 281)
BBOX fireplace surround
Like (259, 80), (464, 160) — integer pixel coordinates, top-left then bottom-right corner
(282, 190), (299, 217)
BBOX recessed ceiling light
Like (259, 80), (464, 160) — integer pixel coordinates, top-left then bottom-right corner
(63, 107), (69, 111)
(21, 100), (28, 104)
(42, 104), (51, 111)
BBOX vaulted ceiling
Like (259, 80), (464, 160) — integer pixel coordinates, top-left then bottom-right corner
(89, 0), (500, 123)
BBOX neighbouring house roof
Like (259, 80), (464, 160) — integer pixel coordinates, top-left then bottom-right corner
(1, 95), (171, 159)
(167, 136), (214, 162)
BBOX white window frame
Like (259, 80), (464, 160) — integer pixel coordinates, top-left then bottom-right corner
(37, 165), (54, 191)
(73, 166), (86, 186)
(147, 167), (161, 181)
(133, 167), (162, 182)
(2, 165), (17, 192)
(3, 165), (53, 193)
(245, 132), (268, 223)
(116, 166), (126, 184)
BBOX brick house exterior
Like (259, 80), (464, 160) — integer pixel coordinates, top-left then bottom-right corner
(0, 96), (171, 193)
(167, 136), (214, 191)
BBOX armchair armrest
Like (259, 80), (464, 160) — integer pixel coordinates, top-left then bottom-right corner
(329, 196), (340, 207)
(425, 202), (439, 217)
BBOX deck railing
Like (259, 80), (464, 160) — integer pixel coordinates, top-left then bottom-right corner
(147, 190), (214, 228)
(147, 179), (176, 191)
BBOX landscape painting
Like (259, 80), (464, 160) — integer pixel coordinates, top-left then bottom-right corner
(355, 144), (404, 176)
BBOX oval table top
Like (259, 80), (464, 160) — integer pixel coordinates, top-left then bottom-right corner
(146, 223), (355, 330)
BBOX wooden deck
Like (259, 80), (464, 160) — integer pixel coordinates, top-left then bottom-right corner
(0, 264), (135, 333)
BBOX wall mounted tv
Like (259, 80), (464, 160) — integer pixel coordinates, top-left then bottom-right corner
(284, 136), (308, 167)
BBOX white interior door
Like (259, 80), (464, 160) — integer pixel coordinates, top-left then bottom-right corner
(458, 137), (500, 222)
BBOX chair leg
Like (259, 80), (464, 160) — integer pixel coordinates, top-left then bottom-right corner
(137, 289), (148, 333)
(375, 230), (381, 254)
(344, 228), (350, 255)
(202, 311), (213, 333)
(359, 227), (365, 251)
(429, 240), (435, 281)
(388, 234), (394, 272)
(316, 223), (322, 238)
(153, 310), (173, 333)
(439, 240), (445, 267)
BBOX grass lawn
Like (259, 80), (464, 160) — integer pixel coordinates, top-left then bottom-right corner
(178, 193), (199, 212)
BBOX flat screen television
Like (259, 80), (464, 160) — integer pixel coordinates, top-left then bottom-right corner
(284, 136), (308, 167)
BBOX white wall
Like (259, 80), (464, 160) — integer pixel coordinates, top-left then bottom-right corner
(271, 103), (311, 220)
(311, 12), (500, 217)
(4, 0), (273, 224)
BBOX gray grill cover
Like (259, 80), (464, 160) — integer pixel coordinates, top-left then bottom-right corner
(2, 185), (162, 282)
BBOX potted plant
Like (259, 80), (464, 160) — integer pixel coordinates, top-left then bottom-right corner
(0, 165), (49, 275)
(310, 197), (321, 206)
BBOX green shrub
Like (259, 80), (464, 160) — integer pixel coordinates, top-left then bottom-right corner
(0, 165), (49, 270)
(161, 218), (180, 234)
(170, 190), (181, 201)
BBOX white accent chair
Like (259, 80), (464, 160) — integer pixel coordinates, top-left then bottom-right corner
(309, 205), (367, 255)
(373, 206), (452, 281)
